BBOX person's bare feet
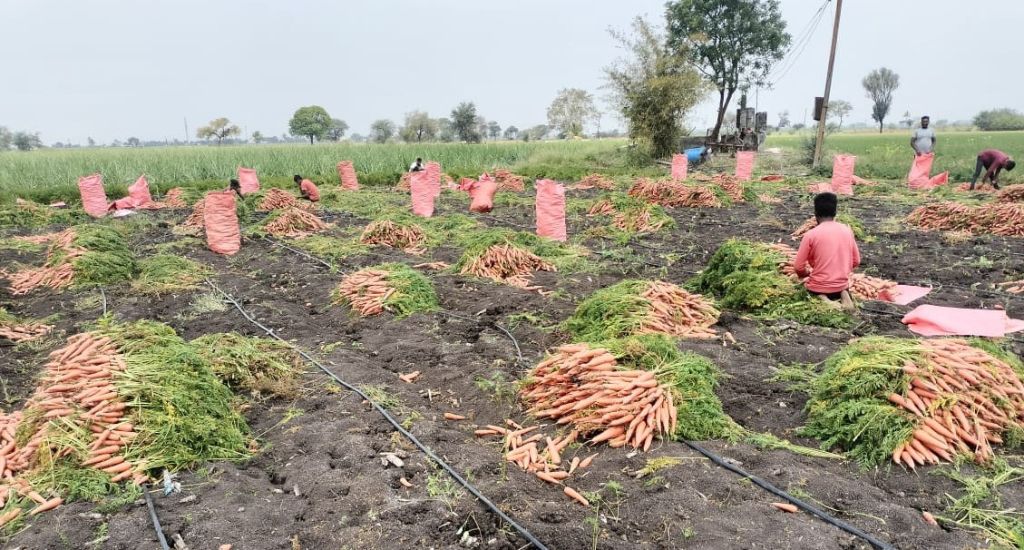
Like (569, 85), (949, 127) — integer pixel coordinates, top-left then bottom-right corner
(840, 290), (857, 312)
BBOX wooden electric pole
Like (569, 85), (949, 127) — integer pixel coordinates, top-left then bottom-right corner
(812, 0), (843, 168)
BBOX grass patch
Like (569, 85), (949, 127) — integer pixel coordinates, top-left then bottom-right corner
(53, 225), (137, 286)
(191, 333), (303, 398)
(937, 459), (1024, 548)
(290, 234), (368, 265)
(133, 254), (211, 294)
(360, 385), (400, 409)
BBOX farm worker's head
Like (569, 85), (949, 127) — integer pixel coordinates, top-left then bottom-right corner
(813, 192), (838, 222)
(920, 116), (930, 129)
(1007, 160), (1016, 172)
(229, 178), (240, 191)
(293, 174), (302, 184)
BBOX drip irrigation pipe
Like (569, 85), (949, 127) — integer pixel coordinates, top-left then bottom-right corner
(681, 441), (897, 550)
(204, 279), (549, 550)
(144, 484), (171, 550)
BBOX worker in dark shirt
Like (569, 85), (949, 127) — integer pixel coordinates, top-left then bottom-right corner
(228, 179), (243, 198)
(970, 149), (1015, 190)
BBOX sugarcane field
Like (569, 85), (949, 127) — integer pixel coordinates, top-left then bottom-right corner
(3, 1), (1024, 549)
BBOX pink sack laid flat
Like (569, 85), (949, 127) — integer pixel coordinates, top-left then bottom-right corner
(336, 161), (360, 191)
(78, 173), (109, 218)
(409, 171), (435, 218)
(470, 175), (498, 213)
(735, 152), (755, 181)
(535, 179), (567, 242)
(902, 304), (1024, 337)
(204, 191), (241, 255)
(237, 167), (260, 195)
(830, 155), (856, 196)
(671, 154), (688, 181)
(888, 285), (932, 306)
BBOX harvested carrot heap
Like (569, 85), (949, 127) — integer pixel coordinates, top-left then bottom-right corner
(907, 202), (1024, 237)
(997, 279), (1024, 294)
(691, 173), (750, 203)
(459, 244), (555, 290)
(628, 178), (721, 208)
(139, 187), (188, 210)
(587, 193), (673, 235)
(802, 337), (1024, 467)
(181, 198), (206, 228)
(769, 243), (897, 302)
(564, 280), (718, 341)
(493, 169), (526, 192)
(996, 185), (1024, 203)
(258, 188), (315, 212)
(360, 220), (428, 255)
(262, 207), (331, 238)
(334, 263), (438, 317)
(570, 174), (616, 191)
(0, 308), (53, 343)
(5, 226), (136, 295)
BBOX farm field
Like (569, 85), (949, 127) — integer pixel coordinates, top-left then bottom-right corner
(1, 156), (1024, 549)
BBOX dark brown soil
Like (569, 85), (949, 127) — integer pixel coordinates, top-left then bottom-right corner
(2, 185), (1022, 550)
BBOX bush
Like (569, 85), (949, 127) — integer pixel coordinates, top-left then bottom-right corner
(974, 108), (1024, 132)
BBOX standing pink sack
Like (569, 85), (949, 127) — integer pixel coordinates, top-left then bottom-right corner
(204, 191), (241, 255)
(237, 167), (260, 195)
(425, 161), (442, 198)
(735, 152), (755, 181)
(535, 179), (567, 242)
(78, 173), (109, 218)
(337, 161), (360, 191)
(470, 174), (498, 213)
(410, 171), (435, 217)
(907, 153), (949, 190)
(830, 155), (856, 196)
(671, 154), (688, 181)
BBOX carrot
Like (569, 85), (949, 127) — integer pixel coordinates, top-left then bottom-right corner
(0, 508), (21, 526)
(26, 491), (46, 504)
(771, 502), (798, 513)
(111, 470), (134, 483)
(568, 457), (581, 475)
(102, 462), (132, 474)
(29, 497), (62, 515)
(922, 511), (938, 526)
(589, 426), (624, 445)
(578, 453), (598, 469)
(563, 486), (590, 506)
(443, 413), (466, 421)
(535, 471), (562, 485)
(399, 477), (413, 488)
(92, 456), (125, 470)
(474, 429), (498, 437)
(545, 438), (561, 465)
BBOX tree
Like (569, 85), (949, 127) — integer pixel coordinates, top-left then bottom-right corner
(527, 124), (550, 141)
(196, 117), (240, 145)
(369, 119), (396, 143)
(437, 118), (455, 142)
(546, 88), (598, 138)
(450, 102), (482, 143)
(862, 67), (899, 133)
(487, 121), (501, 141)
(126, 137), (141, 147)
(326, 119), (349, 141)
(399, 111), (439, 142)
(287, 106), (332, 144)
(0, 126), (11, 151)
(666, 0), (790, 140)
(974, 108), (1024, 131)
(777, 111), (791, 130)
(12, 132), (42, 151)
(475, 116), (489, 142)
(827, 100), (853, 129)
(503, 126), (520, 141)
(605, 17), (707, 158)
(87, 137), (96, 147)
(252, 131), (265, 144)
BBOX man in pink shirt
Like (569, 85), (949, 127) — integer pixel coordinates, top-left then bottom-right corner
(970, 149), (1015, 190)
(294, 174), (320, 202)
(793, 193), (860, 311)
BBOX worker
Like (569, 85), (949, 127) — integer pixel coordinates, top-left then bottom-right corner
(911, 116), (936, 156)
(970, 149), (1015, 190)
(409, 157), (425, 172)
(228, 178), (243, 198)
(294, 174), (320, 202)
(793, 192), (860, 312)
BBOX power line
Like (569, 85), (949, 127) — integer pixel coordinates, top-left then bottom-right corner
(766, 1), (831, 87)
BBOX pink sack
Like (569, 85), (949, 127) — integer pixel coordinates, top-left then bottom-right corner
(470, 175), (498, 213)
(459, 177), (478, 194)
(410, 171), (435, 218)
(902, 305), (1024, 337)
(204, 191), (241, 255)
(535, 179), (567, 242)
(735, 152), (755, 181)
(671, 154), (688, 181)
(425, 161), (442, 198)
(830, 155), (856, 196)
(336, 161), (360, 191)
(808, 182), (833, 194)
(78, 173), (109, 218)
(907, 153), (949, 190)
(237, 167), (260, 195)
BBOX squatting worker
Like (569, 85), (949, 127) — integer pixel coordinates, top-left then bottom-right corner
(228, 178), (243, 198)
(294, 174), (320, 202)
(793, 192), (860, 312)
(911, 116), (936, 156)
(409, 157), (424, 172)
(970, 149), (1015, 190)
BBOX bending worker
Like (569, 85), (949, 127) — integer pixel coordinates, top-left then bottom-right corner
(793, 192), (860, 312)
(228, 178), (243, 198)
(911, 116), (935, 156)
(970, 149), (1015, 190)
(409, 157), (425, 172)
(294, 174), (320, 202)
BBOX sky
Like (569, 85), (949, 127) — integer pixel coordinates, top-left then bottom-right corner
(2, 0), (1022, 145)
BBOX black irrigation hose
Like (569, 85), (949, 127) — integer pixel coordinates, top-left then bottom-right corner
(143, 484), (171, 550)
(682, 441), (897, 550)
(204, 280), (549, 550)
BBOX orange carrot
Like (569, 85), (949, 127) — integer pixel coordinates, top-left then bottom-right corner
(535, 471), (562, 485)
(922, 511), (938, 526)
(563, 486), (590, 506)
(443, 412), (466, 421)
(29, 497), (62, 515)
(578, 453), (598, 469)
(771, 502), (798, 513)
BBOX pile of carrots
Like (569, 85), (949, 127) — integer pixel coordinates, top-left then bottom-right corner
(0, 332), (148, 524)
(395, 173), (412, 192)
(955, 182), (996, 193)
(359, 220), (427, 255)
(263, 207), (330, 239)
(494, 169), (525, 192)
(628, 178), (721, 208)
(638, 282), (719, 338)
(570, 174), (616, 191)
(790, 217), (818, 239)
(996, 185), (1024, 203)
(182, 199), (206, 228)
(693, 173), (746, 202)
(997, 279), (1024, 294)
(586, 200), (615, 217)
(6, 229), (81, 295)
(587, 200), (667, 234)
(770, 243), (898, 301)
(335, 268), (394, 316)
(0, 320), (53, 343)
(888, 339), (1024, 467)
(520, 343), (678, 452)
(907, 202), (1024, 237)
(459, 244), (555, 291)
(138, 187), (187, 210)
(258, 189), (315, 212)
(475, 419), (598, 507)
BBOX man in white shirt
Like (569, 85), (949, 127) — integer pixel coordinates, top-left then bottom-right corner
(409, 158), (424, 172)
(911, 116), (936, 156)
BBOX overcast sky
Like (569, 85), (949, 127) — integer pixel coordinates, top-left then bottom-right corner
(2, 0), (1022, 144)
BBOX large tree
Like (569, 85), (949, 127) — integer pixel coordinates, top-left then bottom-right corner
(288, 106), (332, 144)
(326, 119), (349, 141)
(487, 121), (502, 141)
(605, 17), (706, 158)
(437, 118), (455, 142)
(399, 111), (439, 142)
(252, 131), (265, 144)
(196, 117), (240, 145)
(827, 100), (853, 129)
(450, 102), (482, 143)
(547, 88), (598, 138)
(862, 68), (899, 134)
(369, 119), (396, 143)
(12, 131), (42, 151)
(666, 0), (790, 140)
(503, 125), (520, 141)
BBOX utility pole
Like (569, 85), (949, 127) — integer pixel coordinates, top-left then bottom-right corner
(812, 0), (843, 168)
(183, 117), (189, 144)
